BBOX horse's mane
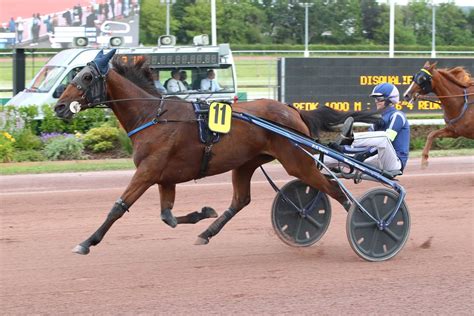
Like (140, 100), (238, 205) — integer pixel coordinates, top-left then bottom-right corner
(438, 67), (473, 88)
(111, 56), (161, 96)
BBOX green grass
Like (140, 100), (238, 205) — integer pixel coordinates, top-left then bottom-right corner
(1, 149), (472, 175)
(409, 148), (474, 158)
(0, 158), (135, 175)
(0, 58), (47, 86)
(234, 58), (278, 85)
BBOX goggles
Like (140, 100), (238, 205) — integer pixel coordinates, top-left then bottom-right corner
(374, 96), (386, 102)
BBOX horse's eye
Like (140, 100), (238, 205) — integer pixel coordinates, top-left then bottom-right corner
(83, 73), (93, 82)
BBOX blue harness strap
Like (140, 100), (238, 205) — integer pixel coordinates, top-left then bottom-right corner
(126, 102), (223, 139)
(127, 119), (158, 137)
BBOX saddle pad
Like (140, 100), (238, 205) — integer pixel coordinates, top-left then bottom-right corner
(192, 102), (220, 144)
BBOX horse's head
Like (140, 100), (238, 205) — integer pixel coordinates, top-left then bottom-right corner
(403, 61), (438, 103)
(55, 49), (117, 120)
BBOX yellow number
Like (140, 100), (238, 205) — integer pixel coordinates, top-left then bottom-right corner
(208, 102), (232, 133)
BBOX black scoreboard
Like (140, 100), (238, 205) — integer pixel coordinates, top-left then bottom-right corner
(278, 57), (474, 113)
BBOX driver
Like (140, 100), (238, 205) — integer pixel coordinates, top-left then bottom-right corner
(200, 69), (221, 92)
(329, 83), (410, 173)
(166, 69), (187, 93)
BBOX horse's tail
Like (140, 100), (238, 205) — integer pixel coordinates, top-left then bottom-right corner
(299, 106), (381, 138)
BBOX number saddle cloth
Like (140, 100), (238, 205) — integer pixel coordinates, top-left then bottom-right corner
(192, 101), (222, 145)
(192, 101), (232, 178)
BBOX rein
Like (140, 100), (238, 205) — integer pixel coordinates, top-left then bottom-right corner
(70, 62), (244, 138)
(416, 89), (474, 125)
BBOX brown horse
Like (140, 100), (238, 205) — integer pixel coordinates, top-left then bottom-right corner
(55, 49), (380, 255)
(404, 61), (474, 167)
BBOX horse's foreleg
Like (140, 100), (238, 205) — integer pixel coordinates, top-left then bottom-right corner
(195, 159), (265, 245)
(72, 169), (154, 255)
(422, 128), (457, 168)
(158, 184), (178, 228)
(159, 184), (218, 227)
(176, 207), (218, 224)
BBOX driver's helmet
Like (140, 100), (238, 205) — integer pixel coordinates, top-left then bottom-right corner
(370, 83), (399, 105)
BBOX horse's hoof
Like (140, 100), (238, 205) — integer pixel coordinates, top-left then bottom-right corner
(161, 210), (177, 228)
(194, 237), (209, 245)
(202, 207), (218, 218)
(421, 160), (429, 169)
(72, 244), (90, 255)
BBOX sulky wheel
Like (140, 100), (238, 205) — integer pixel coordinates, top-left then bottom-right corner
(346, 188), (410, 262)
(271, 179), (331, 247)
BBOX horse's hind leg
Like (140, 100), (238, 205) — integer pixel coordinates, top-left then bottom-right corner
(159, 184), (218, 228)
(195, 157), (272, 245)
(72, 168), (155, 255)
(277, 143), (350, 209)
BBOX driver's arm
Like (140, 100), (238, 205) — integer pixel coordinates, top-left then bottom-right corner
(386, 112), (407, 141)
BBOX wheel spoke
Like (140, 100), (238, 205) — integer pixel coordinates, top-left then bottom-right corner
(277, 206), (299, 216)
(304, 214), (323, 229)
(370, 196), (381, 220)
(352, 220), (376, 229)
(280, 196), (302, 214)
(303, 191), (322, 212)
(382, 206), (400, 222)
(368, 229), (379, 256)
(294, 217), (303, 241)
(383, 227), (402, 242)
(293, 186), (304, 208)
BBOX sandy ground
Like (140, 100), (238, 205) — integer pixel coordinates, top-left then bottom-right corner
(0, 156), (473, 314)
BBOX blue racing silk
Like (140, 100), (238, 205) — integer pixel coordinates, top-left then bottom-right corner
(370, 106), (410, 169)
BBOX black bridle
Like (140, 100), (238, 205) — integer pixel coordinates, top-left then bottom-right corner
(412, 68), (433, 94)
(70, 62), (108, 107)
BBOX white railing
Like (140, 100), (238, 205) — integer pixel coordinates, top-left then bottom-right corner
(234, 50), (474, 57)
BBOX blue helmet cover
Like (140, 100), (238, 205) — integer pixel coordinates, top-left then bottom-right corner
(92, 49), (117, 75)
(370, 83), (400, 104)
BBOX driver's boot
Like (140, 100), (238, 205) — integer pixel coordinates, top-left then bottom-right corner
(334, 117), (354, 146)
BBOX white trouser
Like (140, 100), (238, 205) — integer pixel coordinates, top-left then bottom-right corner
(323, 131), (402, 171)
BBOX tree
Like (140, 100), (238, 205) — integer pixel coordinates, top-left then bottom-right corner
(360, 0), (382, 41)
(181, 1), (212, 43)
(310, 0), (363, 44)
(436, 3), (472, 46)
(262, 0), (303, 44)
(173, 0), (198, 44)
(373, 3), (416, 46)
(218, 1), (267, 44)
(404, 0), (431, 46)
(139, 0), (181, 45)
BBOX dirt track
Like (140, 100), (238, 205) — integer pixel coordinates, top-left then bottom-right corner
(1, 156), (473, 314)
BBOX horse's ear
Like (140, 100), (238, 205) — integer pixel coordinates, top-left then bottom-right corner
(93, 49), (117, 75)
(424, 60), (437, 70)
(104, 49), (117, 61)
(95, 49), (104, 59)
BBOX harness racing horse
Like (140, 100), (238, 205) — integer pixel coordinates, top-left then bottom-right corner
(55, 49), (381, 255)
(404, 61), (474, 167)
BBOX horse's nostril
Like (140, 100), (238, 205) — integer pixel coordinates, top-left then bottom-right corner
(54, 103), (69, 117)
(55, 103), (66, 113)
